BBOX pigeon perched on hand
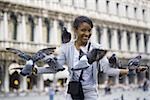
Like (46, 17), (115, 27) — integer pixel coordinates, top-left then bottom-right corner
(87, 49), (107, 64)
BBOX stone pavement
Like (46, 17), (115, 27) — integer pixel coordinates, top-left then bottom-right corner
(0, 88), (150, 100)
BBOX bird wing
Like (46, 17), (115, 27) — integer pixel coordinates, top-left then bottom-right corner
(32, 47), (56, 62)
(6, 48), (31, 61)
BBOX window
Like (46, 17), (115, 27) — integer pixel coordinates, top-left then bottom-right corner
(96, 26), (102, 43)
(28, 15), (34, 42)
(116, 3), (119, 15)
(106, 0), (110, 13)
(136, 33), (140, 52)
(96, 0), (99, 10)
(58, 0), (61, 3)
(72, 0), (74, 6)
(117, 30), (122, 50)
(58, 20), (64, 31)
(125, 5), (128, 17)
(127, 31), (131, 51)
(43, 18), (50, 43)
(58, 20), (65, 43)
(134, 7), (137, 19)
(144, 34), (148, 53)
(107, 28), (112, 49)
(9, 13), (17, 40)
(142, 9), (146, 21)
(84, 0), (87, 8)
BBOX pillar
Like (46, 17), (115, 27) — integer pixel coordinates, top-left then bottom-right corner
(0, 11), (4, 40)
(50, 19), (60, 45)
(20, 76), (27, 92)
(111, 29), (119, 50)
(3, 12), (9, 41)
(17, 14), (22, 42)
(4, 62), (9, 93)
(101, 27), (109, 49)
(37, 75), (44, 92)
(130, 32), (137, 52)
(139, 33), (145, 53)
(34, 17), (43, 43)
(147, 35), (150, 53)
(121, 30), (128, 51)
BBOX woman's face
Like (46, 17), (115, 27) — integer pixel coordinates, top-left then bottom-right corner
(75, 22), (92, 44)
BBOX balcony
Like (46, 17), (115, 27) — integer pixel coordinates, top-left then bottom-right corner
(0, 40), (56, 52)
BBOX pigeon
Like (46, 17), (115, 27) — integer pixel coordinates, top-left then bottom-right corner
(109, 54), (117, 67)
(6, 47), (55, 62)
(6, 48), (32, 61)
(6, 47), (56, 76)
(108, 54), (122, 68)
(61, 27), (71, 43)
(128, 55), (142, 70)
(44, 56), (65, 72)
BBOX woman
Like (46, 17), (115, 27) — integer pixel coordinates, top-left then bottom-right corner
(55, 16), (128, 100)
(21, 16), (129, 100)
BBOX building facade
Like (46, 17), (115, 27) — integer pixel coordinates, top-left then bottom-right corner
(0, 0), (150, 93)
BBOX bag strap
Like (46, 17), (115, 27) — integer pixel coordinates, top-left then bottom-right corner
(78, 42), (91, 81)
(87, 42), (91, 52)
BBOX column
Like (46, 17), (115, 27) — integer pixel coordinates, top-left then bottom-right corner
(121, 30), (128, 51)
(37, 75), (44, 91)
(111, 29), (119, 50)
(20, 76), (27, 92)
(100, 27), (109, 49)
(17, 14), (22, 42)
(139, 33), (145, 53)
(130, 32), (137, 52)
(3, 12), (9, 41)
(22, 15), (27, 42)
(0, 11), (4, 40)
(147, 35), (150, 53)
(50, 19), (60, 45)
(90, 25), (97, 43)
(34, 17), (43, 43)
(4, 63), (9, 93)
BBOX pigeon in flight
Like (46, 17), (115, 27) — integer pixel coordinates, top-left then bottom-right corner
(6, 47), (56, 76)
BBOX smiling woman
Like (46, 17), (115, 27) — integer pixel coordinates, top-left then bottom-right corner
(18, 16), (129, 100)
(73, 16), (93, 50)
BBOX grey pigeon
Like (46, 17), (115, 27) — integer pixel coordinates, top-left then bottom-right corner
(44, 57), (65, 72)
(6, 48), (32, 61)
(128, 55), (142, 70)
(109, 54), (122, 68)
(61, 27), (71, 43)
(127, 55), (142, 76)
(6, 47), (57, 76)
(87, 49), (107, 64)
